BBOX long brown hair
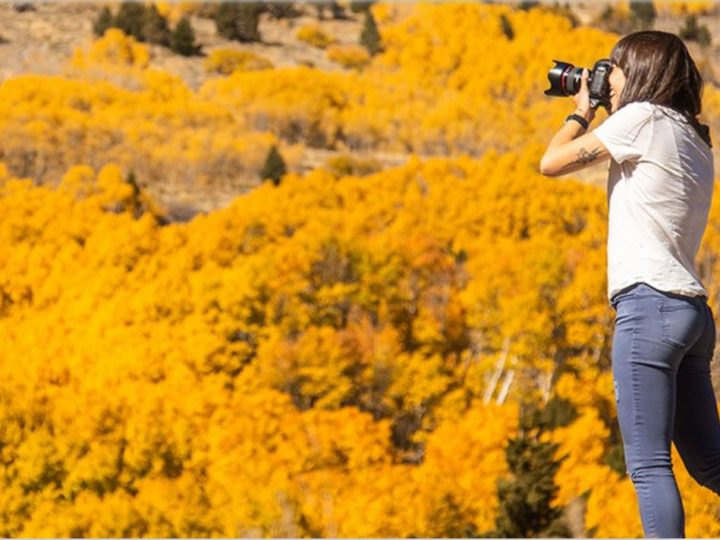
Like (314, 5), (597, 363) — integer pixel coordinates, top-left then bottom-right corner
(610, 30), (712, 148)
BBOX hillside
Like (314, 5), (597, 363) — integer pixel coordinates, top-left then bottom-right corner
(2, 3), (720, 536)
(0, 1), (719, 216)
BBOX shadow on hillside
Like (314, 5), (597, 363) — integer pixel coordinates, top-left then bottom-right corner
(165, 201), (204, 223)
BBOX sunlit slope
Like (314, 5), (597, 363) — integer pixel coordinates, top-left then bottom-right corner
(1, 1), (720, 536)
(1, 144), (720, 534)
(2, 3), (717, 194)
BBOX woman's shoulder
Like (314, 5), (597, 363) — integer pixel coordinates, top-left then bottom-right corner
(622, 101), (689, 124)
(614, 101), (693, 129)
(615, 101), (655, 117)
(605, 101), (656, 130)
(621, 101), (712, 150)
(649, 102), (688, 121)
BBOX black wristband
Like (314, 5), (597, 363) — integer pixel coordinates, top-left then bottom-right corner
(565, 113), (589, 130)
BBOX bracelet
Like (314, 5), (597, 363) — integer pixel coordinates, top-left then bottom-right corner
(565, 113), (589, 130)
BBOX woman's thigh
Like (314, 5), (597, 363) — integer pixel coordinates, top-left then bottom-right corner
(673, 305), (720, 486)
(611, 284), (706, 476)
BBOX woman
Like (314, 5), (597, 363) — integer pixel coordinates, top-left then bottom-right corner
(540, 31), (719, 537)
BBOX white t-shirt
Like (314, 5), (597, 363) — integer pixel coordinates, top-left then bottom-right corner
(592, 101), (714, 303)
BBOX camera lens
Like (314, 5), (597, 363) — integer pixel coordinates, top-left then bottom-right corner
(544, 60), (585, 97)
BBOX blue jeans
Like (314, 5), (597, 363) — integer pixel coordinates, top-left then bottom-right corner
(611, 282), (720, 537)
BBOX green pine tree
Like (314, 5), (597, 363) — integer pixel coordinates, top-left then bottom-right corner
(124, 170), (143, 219)
(171, 16), (201, 56)
(261, 145), (287, 186)
(92, 6), (114, 37)
(349, 1), (373, 13)
(214, 1), (263, 43)
(265, 1), (300, 20)
(329, 1), (347, 20)
(314, 1), (346, 20)
(680, 14), (712, 47)
(489, 400), (573, 538)
(630, 0), (656, 30)
(359, 9), (382, 56)
(499, 13), (514, 40)
(518, 1), (540, 10)
(141, 3), (172, 46)
(114, 1), (146, 41)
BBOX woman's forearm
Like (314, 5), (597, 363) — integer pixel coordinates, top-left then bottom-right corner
(544, 108), (594, 155)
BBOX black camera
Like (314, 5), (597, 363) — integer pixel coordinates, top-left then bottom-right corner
(544, 58), (613, 112)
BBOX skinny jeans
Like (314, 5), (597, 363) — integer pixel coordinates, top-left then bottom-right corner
(610, 282), (720, 537)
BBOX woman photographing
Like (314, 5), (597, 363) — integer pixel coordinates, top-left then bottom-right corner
(540, 31), (719, 537)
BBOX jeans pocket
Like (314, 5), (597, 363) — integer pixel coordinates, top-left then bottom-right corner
(659, 301), (700, 351)
(614, 299), (634, 323)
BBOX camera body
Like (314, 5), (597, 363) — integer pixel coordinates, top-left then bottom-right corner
(544, 58), (613, 112)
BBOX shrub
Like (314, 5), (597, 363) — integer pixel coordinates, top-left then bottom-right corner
(296, 24), (336, 49)
(71, 27), (151, 69)
(325, 44), (370, 69)
(203, 49), (273, 75)
(324, 154), (381, 178)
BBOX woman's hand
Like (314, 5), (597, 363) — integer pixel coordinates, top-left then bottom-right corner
(572, 68), (596, 124)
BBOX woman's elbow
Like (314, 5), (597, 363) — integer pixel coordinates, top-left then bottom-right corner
(539, 156), (558, 177)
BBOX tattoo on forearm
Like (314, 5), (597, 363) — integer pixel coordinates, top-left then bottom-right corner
(569, 146), (602, 166)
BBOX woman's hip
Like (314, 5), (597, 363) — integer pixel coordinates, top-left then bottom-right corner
(611, 282), (714, 367)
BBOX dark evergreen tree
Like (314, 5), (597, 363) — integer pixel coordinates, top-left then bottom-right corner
(487, 400), (573, 538)
(600, 4), (613, 21)
(349, 1), (373, 13)
(314, 1), (328, 20)
(93, 6), (114, 37)
(629, 0), (656, 30)
(518, 1), (540, 10)
(313, 1), (346, 20)
(595, 4), (635, 35)
(539, 395), (578, 429)
(125, 170), (143, 219)
(214, 2), (239, 40)
(261, 145), (287, 186)
(214, 2), (263, 43)
(114, 1), (146, 41)
(359, 10), (382, 56)
(329, 1), (347, 20)
(141, 4), (172, 46)
(265, 1), (301, 20)
(680, 14), (712, 47)
(500, 13), (514, 40)
(12, 3), (35, 12)
(171, 16), (201, 56)
(195, 2), (219, 20)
